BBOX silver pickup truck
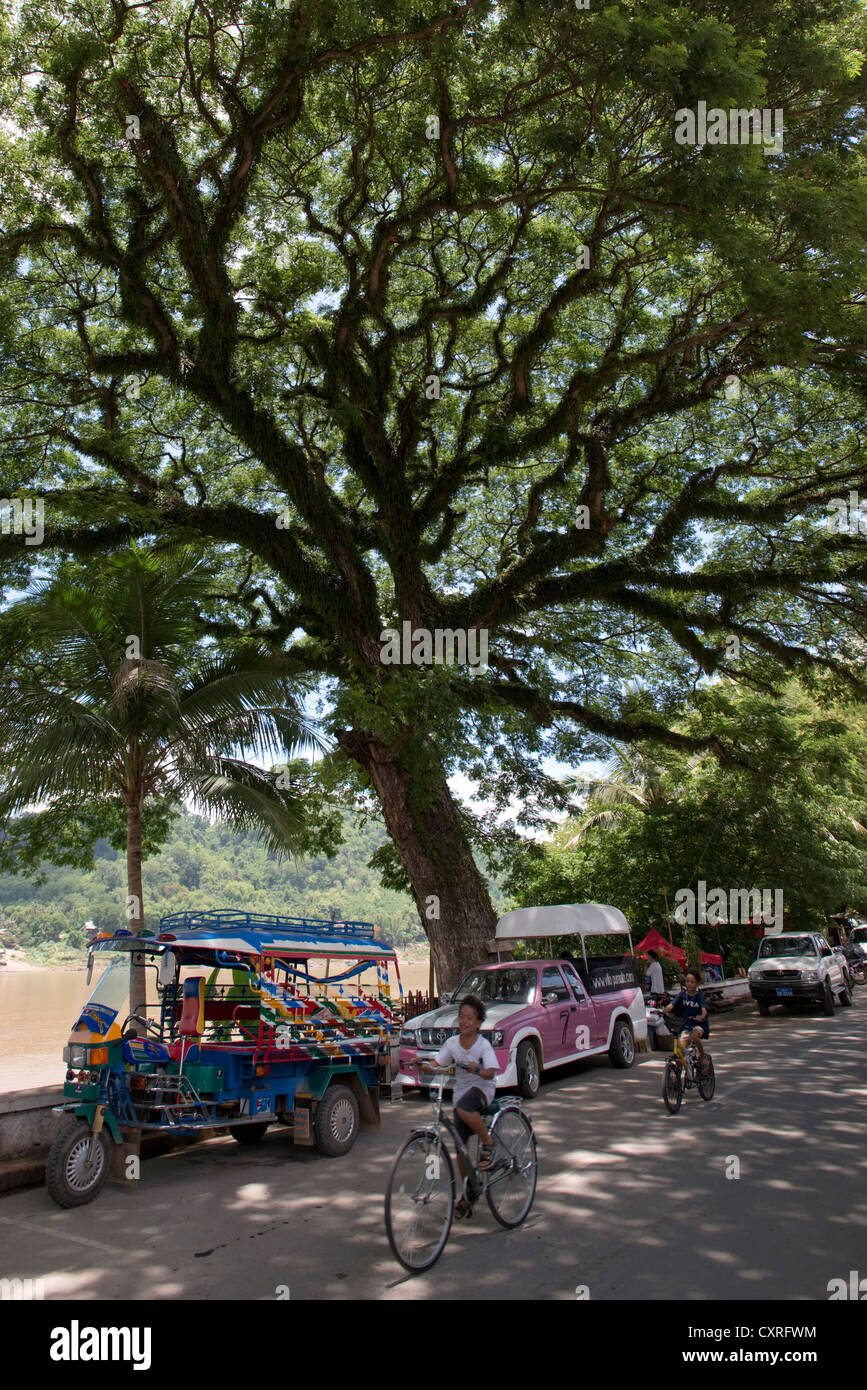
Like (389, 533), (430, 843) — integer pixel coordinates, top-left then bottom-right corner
(748, 932), (853, 1016)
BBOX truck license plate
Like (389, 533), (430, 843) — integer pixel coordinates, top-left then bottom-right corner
(776, 987), (793, 996)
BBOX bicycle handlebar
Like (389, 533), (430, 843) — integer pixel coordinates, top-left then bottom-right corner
(415, 1061), (474, 1074)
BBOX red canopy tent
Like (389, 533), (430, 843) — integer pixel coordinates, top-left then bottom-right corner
(634, 928), (723, 968)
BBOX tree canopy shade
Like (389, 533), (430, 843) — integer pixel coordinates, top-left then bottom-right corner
(0, 0), (865, 982)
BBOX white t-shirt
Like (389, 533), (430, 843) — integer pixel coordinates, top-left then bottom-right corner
(434, 1033), (499, 1106)
(647, 961), (665, 994)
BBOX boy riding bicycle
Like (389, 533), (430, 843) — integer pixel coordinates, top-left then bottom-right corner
(665, 969), (711, 1073)
(420, 993), (499, 1218)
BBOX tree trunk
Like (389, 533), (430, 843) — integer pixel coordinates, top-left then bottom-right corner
(337, 728), (497, 990)
(126, 794), (147, 1019)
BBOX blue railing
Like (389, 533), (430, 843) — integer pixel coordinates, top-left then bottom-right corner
(158, 910), (378, 941)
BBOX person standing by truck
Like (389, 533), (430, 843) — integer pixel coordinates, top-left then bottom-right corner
(645, 949), (665, 1001)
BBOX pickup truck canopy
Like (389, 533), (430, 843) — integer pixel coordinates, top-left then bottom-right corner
(495, 903), (631, 942)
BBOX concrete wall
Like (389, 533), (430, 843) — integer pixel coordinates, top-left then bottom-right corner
(0, 1086), (67, 1161)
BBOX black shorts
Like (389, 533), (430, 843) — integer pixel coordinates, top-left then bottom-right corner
(453, 1087), (489, 1143)
(681, 1021), (710, 1040)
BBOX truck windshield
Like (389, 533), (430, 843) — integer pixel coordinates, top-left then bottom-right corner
(453, 968), (537, 1005)
(758, 936), (816, 958)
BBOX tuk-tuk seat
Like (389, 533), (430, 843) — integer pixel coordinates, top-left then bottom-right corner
(179, 976), (206, 1037)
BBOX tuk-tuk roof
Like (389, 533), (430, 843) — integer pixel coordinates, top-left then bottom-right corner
(92, 910), (397, 962)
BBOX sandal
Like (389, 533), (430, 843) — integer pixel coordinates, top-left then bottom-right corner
(479, 1141), (495, 1171)
(454, 1196), (472, 1220)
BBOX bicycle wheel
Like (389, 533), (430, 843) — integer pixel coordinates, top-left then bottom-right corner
(698, 1056), (716, 1101)
(385, 1130), (455, 1273)
(485, 1108), (537, 1229)
(662, 1058), (683, 1113)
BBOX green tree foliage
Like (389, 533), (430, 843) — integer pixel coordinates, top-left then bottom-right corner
(0, 2), (865, 981)
(0, 808), (428, 958)
(506, 681), (867, 964)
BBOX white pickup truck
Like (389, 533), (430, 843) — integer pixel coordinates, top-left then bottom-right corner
(748, 932), (853, 1016)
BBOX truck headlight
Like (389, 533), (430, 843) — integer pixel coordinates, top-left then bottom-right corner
(490, 1031), (505, 1047)
(399, 1031), (417, 1045)
(802, 970), (818, 981)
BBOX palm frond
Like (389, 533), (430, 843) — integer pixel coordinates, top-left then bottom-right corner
(183, 760), (311, 856)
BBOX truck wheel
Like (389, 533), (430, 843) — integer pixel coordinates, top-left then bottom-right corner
(46, 1120), (111, 1209)
(757, 999), (771, 1016)
(823, 980), (835, 1016)
(608, 1018), (635, 1068)
(839, 985), (853, 1008)
(313, 1084), (359, 1156)
(228, 1122), (270, 1145)
(516, 1040), (541, 1098)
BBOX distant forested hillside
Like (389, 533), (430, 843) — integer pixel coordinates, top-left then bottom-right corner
(0, 811), (428, 960)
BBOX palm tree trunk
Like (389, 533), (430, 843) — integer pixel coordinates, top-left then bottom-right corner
(126, 794), (147, 1018)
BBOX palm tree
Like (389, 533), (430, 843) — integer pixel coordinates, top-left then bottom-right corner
(563, 747), (668, 847)
(0, 546), (322, 1013)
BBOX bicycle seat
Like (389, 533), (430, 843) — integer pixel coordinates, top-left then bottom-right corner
(481, 1100), (500, 1118)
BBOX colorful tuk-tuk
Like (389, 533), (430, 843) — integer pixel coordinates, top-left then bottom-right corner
(47, 910), (402, 1208)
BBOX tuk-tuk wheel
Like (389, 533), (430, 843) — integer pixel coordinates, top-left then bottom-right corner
(46, 1120), (112, 1208)
(313, 1084), (359, 1157)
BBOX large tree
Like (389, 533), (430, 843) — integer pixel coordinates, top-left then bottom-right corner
(0, 0), (865, 984)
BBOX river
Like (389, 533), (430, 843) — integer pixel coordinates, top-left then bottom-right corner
(0, 954), (432, 1093)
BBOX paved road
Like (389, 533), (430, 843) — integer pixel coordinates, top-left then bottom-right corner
(1, 1001), (866, 1301)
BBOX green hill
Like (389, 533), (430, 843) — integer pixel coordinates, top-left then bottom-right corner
(0, 811), (427, 962)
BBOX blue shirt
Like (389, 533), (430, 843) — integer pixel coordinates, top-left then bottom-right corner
(671, 989), (709, 1034)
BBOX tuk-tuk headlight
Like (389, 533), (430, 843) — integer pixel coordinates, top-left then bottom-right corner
(63, 1045), (87, 1068)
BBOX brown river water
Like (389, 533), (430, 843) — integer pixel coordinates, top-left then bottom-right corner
(0, 954), (431, 1094)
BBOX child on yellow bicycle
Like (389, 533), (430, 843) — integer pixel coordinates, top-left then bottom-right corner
(665, 969), (711, 1073)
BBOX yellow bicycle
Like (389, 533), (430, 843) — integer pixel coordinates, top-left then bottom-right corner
(662, 1016), (715, 1113)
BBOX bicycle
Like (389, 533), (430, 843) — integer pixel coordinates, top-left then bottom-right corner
(661, 1015), (716, 1113)
(384, 1064), (538, 1273)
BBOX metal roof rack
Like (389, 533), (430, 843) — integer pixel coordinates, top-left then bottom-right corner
(157, 910), (378, 941)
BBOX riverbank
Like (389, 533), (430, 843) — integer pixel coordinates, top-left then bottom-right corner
(1, 949), (84, 972)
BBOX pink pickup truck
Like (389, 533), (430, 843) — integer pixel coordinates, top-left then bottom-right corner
(397, 904), (648, 1098)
